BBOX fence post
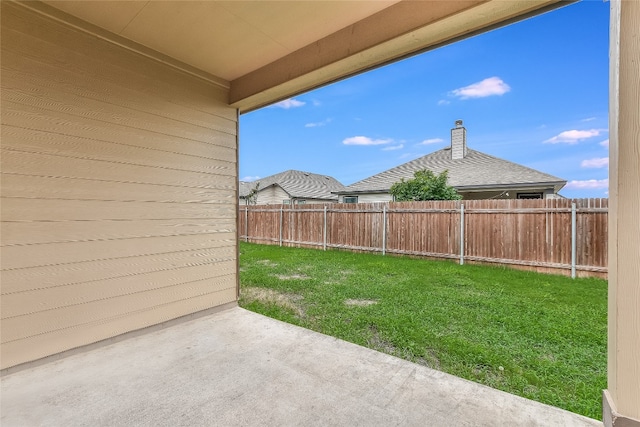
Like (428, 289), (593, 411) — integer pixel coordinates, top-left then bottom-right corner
(245, 206), (248, 243)
(571, 202), (576, 278)
(460, 203), (465, 265)
(323, 205), (327, 251)
(279, 205), (283, 247)
(382, 204), (387, 256)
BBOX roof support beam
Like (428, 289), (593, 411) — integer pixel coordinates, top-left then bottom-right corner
(604, 0), (640, 425)
(230, 0), (566, 113)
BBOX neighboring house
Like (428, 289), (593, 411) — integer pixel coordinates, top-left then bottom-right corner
(239, 170), (345, 205)
(336, 121), (566, 203)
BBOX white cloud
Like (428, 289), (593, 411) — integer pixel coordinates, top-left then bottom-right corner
(305, 118), (332, 128)
(437, 99), (450, 106)
(449, 77), (511, 99)
(543, 129), (604, 144)
(600, 139), (609, 148)
(581, 117), (597, 122)
(272, 98), (305, 109)
(343, 136), (392, 146)
(564, 179), (609, 190)
(581, 157), (609, 168)
(398, 152), (423, 160)
(418, 138), (444, 145)
(382, 144), (404, 151)
(241, 176), (260, 181)
(312, 100), (322, 106)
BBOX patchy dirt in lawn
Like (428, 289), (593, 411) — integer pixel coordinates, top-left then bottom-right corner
(416, 349), (441, 370)
(274, 273), (310, 280)
(323, 269), (353, 285)
(256, 259), (278, 267)
(344, 299), (378, 307)
(241, 287), (305, 318)
(366, 324), (396, 355)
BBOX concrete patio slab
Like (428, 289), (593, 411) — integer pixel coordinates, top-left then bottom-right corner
(1, 307), (602, 427)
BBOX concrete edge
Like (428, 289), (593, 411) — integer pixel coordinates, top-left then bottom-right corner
(237, 308), (603, 426)
(1, 301), (238, 377)
(603, 390), (640, 427)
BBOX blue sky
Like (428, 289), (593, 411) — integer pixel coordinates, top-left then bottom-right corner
(239, 1), (610, 199)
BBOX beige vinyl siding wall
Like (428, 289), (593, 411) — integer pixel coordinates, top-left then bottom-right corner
(256, 185), (290, 205)
(340, 189), (558, 202)
(459, 188), (556, 200)
(1, 3), (237, 369)
(340, 193), (393, 203)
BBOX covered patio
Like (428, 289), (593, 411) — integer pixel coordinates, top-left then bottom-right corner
(1, 306), (602, 426)
(1, 1), (638, 425)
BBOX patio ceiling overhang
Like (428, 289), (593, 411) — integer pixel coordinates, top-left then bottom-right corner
(35, 0), (570, 113)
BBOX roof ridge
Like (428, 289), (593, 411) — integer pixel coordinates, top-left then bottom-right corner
(341, 146), (566, 193)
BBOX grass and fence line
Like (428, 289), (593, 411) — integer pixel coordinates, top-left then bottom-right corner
(239, 198), (608, 278)
(239, 242), (607, 419)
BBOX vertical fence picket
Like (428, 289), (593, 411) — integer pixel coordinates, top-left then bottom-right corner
(571, 202), (577, 279)
(323, 205), (327, 251)
(245, 206), (248, 242)
(382, 204), (387, 256)
(279, 206), (283, 247)
(460, 203), (465, 265)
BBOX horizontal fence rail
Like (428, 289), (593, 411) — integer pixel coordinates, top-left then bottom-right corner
(239, 198), (608, 278)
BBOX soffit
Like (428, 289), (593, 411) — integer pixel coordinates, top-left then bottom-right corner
(41, 1), (399, 82)
(35, 0), (567, 112)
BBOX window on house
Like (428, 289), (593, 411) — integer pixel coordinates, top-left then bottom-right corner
(283, 199), (290, 204)
(344, 196), (358, 204)
(296, 200), (306, 205)
(517, 192), (543, 199)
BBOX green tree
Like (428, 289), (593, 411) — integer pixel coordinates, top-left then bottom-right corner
(390, 169), (462, 201)
(246, 182), (260, 205)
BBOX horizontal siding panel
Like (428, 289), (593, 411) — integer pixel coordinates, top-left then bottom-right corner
(2, 261), (236, 318)
(1, 247), (235, 294)
(1, 287), (237, 368)
(2, 102), (235, 159)
(1, 149), (236, 189)
(1, 174), (236, 208)
(2, 233), (235, 270)
(3, 86), (235, 140)
(1, 217), (235, 246)
(1, 6), (235, 120)
(2, 198), (235, 222)
(1, 57), (235, 133)
(1, 116), (235, 163)
(1, 123), (235, 172)
(2, 274), (236, 342)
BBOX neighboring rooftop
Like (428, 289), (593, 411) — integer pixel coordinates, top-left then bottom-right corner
(339, 148), (566, 194)
(337, 121), (566, 195)
(240, 170), (345, 201)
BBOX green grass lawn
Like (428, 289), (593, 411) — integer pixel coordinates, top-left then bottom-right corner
(238, 242), (607, 420)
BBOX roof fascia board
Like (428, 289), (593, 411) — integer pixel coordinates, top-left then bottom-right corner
(336, 181), (566, 195)
(230, 0), (568, 113)
(261, 183), (292, 199)
(456, 181), (567, 191)
(334, 190), (392, 195)
(12, 0), (230, 90)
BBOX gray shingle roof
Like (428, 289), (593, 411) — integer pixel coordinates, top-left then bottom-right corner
(338, 148), (566, 194)
(240, 170), (346, 200)
(238, 181), (254, 198)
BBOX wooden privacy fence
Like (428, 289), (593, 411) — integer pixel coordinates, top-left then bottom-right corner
(239, 198), (608, 278)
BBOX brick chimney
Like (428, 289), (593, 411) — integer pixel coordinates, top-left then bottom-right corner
(451, 119), (467, 160)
